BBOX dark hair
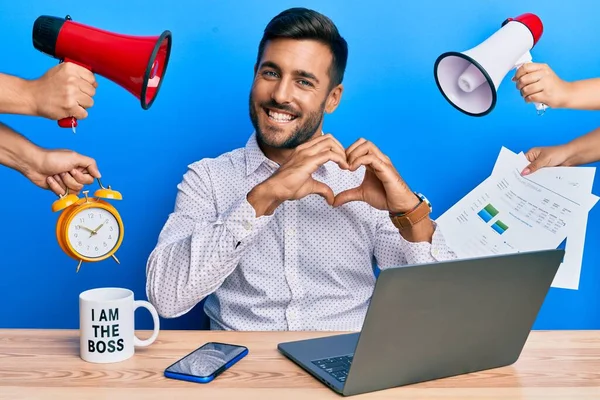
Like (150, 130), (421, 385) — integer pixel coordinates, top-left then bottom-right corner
(256, 8), (348, 89)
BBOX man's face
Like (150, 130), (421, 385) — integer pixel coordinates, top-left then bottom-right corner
(249, 38), (340, 149)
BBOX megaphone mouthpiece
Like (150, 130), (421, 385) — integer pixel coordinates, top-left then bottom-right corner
(458, 64), (487, 93)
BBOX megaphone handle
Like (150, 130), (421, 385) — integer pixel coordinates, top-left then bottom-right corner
(57, 58), (92, 132)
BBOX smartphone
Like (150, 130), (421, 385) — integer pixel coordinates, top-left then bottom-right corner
(164, 342), (248, 384)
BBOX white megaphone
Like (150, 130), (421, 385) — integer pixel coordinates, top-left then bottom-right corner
(434, 13), (546, 117)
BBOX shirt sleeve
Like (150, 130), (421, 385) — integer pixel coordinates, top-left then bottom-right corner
(145, 161), (273, 318)
(374, 210), (457, 270)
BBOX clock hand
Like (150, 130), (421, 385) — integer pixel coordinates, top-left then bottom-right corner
(77, 225), (95, 234)
(90, 223), (105, 238)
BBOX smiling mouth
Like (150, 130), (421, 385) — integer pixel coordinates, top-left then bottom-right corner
(263, 107), (298, 123)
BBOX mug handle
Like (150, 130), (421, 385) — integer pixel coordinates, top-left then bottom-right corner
(133, 300), (160, 347)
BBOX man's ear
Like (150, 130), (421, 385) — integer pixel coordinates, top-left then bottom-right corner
(325, 84), (344, 114)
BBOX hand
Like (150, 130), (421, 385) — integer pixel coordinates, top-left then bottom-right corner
(248, 134), (349, 216)
(513, 63), (572, 108)
(521, 144), (576, 175)
(90, 223), (105, 237)
(332, 138), (419, 213)
(23, 148), (101, 196)
(30, 62), (97, 120)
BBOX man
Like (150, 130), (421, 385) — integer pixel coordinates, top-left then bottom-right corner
(0, 62), (101, 194)
(146, 7), (456, 331)
(514, 62), (600, 175)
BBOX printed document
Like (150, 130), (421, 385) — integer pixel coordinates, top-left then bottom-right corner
(436, 147), (598, 289)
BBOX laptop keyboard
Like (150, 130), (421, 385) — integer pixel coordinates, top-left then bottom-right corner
(311, 355), (353, 382)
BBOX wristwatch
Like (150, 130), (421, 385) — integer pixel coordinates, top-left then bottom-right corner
(389, 192), (432, 230)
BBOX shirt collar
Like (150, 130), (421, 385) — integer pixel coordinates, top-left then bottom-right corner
(245, 132), (271, 176)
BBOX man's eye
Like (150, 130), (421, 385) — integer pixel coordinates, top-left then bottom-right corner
(263, 70), (279, 78)
(298, 80), (313, 87)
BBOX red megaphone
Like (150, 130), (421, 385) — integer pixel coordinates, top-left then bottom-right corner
(32, 15), (172, 130)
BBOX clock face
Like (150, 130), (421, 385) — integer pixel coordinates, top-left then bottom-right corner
(67, 207), (121, 259)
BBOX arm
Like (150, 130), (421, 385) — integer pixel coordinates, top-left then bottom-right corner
(0, 63), (96, 120)
(565, 126), (600, 165)
(0, 122), (100, 194)
(522, 126), (600, 175)
(145, 162), (274, 318)
(563, 78), (600, 110)
(0, 73), (37, 115)
(374, 212), (457, 269)
(0, 122), (38, 175)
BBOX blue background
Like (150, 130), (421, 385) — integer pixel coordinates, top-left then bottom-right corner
(1, 0), (598, 330)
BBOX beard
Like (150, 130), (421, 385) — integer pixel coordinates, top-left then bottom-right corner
(249, 92), (326, 149)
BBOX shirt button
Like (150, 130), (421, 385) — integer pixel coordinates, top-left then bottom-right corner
(286, 228), (295, 237)
(243, 221), (252, 231)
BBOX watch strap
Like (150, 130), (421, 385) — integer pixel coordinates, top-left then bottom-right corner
(389, 193), (431, 230)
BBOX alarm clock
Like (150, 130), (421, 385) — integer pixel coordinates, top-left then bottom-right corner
(52, 179), (124, 273)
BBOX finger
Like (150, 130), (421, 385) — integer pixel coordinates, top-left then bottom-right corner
(525, 93), (546, 104)
(310, 178), (335, 206)
(60, 171), (84, 192)
(303, 134), (345, 155)
(71, 106), (89, 120)
(79, 80), (97, 98)
(349, 154), (389, 174)
(70, 153), (101, 178)
(512, 62), (544, 81)
(302, 136), (349, 169)
(307, 150), (350, 170)
(521, 151), (548, 176)
(76, 90), (94, 109)
(76, 67), (97, 87)
(521, 82), (544, 98)
(521, 159), (544, 176)
(47, 176), (66, 196)
(51, 174), (67, 193)
(345, 138), (367, 157)
(524, 148), (541, 163)
(70, 168), (94, 185)
(516, 70), (544, 91)
(333, 187), (363, 208)
(347, 141), (388, 166)
(324, 133), (346, 154)
(521, 147), (542, 176)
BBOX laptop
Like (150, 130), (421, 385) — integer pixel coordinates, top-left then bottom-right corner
(278, 249), (564, 396)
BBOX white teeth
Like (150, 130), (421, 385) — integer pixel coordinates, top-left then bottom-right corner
(268, 109), (294, 122)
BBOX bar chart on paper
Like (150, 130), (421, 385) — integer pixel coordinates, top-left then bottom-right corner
(477, 203), (499, 222)
(475, 203), (510, 234)
(491, 220), (509, 235)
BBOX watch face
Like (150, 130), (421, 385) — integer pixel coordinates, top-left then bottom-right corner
(67, 207), (121, 259)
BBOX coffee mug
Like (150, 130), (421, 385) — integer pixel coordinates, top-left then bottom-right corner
(79, 287), (160, 363)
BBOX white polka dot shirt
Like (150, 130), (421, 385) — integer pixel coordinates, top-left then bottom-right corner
(146, 133), (456, 331)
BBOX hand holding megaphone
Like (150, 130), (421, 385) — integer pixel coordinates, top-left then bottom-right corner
(31, 61), (97, 133)
(515, 52), (548, 115)
(513, 61), (574, 114)
(32, 15), (172, 133)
